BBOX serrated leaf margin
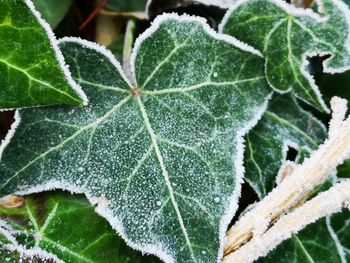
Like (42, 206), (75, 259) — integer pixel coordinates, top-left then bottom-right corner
(0, 219), (64, 263)
(219, 0), (350, 112)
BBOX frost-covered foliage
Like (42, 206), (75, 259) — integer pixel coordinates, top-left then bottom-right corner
(220, 0), (350, 112)
(0, 0), (350, 263)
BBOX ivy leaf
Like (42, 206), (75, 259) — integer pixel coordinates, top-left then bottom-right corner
(244, 95), (326, 198)
(257, 210), (349, 263)
(32, 0), (72, 28)
(0, 14), (270, 262)
(0, 0), (87, 109)
(0, 246), (50, 263)
(220, 0), (350, 112)
(0, 192), (161, 263)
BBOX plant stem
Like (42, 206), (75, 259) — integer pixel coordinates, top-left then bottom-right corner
(224, 97), (350, 255)
(223, 180), (350, 263)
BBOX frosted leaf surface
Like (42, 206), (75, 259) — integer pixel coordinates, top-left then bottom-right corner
(0, 0), (87, 109)
(244, 95), (326, 198)
(0, 192), (161, 263)
(220, 0), (350, 112)
(0, 15), (270, 263)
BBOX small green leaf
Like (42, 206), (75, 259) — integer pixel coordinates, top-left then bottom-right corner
(244, 95), (326, 198)
(220, 0), (350, 112)
(0, 0), (87, 109)
(0, 192), (160, 263)
(0, 15), (271, 262)
(32, 0), (72, 28)
(257, 211), (348, 263)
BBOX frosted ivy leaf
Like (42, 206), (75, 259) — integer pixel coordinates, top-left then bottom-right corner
(220, 0), (350, 112)
(244, 95), (326, 198)
(0, 14), (271, 263)
(0, 221), (61, 263)
(0, 0), (87, 109)
(0, 192), (160, 263)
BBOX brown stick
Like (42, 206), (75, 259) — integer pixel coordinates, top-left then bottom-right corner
(223, 180), (350, 263)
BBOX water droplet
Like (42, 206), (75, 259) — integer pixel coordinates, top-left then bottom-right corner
(214, 197), (220, 203)
(213, 72), (218, 78)
(156, 201), (162, 206)
(202, 250), (206, 255)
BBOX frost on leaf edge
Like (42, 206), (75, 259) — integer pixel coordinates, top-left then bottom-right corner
(0, 111), (20, 161)
(57, 37), (133, 88)
(278, 96), (327, 172)
(20, 0), (89, 107)
(3, 16), (272, 262)
(0, 220), (64, 263)
(219, 0), (350, 112)
(247, 96), (327, 199)
(326, 215), (347, 262)
(130, 12), (263, 86)
(6, 37), (174, 263)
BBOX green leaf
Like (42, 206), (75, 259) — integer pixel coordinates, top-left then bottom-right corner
(0, 246), (41, 263)
(220, 0), (350, 112)
(0, 192), (160, 263)
(257, 210), (349, 263)
(244, 95), (326, 198)
(0, 0), (87, 109)
(0, 14), (271, 262)
(32, 0), (72, 28)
